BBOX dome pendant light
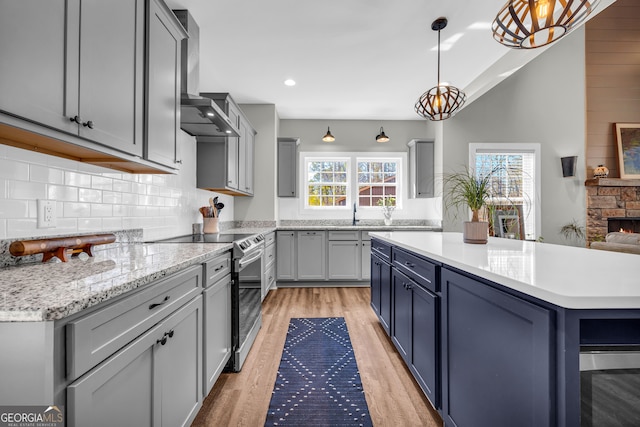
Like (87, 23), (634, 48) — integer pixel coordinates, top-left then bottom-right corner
(492, 0), (599, 49)
(415, 18), (466, 121)
(322, 127), (335, 142)
(376, 127), (390, 143)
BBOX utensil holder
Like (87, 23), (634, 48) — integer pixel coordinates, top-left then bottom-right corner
(203, 218), (219, 234)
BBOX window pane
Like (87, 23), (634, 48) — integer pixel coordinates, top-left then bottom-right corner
(335, 185), (347, 196)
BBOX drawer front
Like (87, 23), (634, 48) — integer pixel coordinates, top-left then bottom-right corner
(66, 265), (202, 380)
(264, 262), (276, 290)
(393, 248), (438, 292)
(204, 252), (231, 288)
(264, 232), (276, 247)
(371, 239), (391, 261)
(264, 242), (276, 268)
(328, 230), (360, 241)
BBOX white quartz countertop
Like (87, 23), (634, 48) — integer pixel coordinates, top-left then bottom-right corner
(0, 243), (232, 322)
(369, 231), (640, 310)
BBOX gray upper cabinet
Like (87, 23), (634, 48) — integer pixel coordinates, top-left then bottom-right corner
(0, 0), (182, 173)
(0, 1), (75, 133)
(277, 137), (300, 197)
(197, 93), (255, 196)
(145, 0), (187, 168)
(71, 0), (145, 156)
(408, 139), (435, 198)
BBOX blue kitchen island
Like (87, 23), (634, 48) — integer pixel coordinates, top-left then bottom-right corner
(369, 231), (640, 427)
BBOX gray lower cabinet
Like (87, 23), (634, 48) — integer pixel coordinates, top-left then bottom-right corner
(145, 0), (186, 168)
(276, 231), (296, 280)
(203, 274), (231, 396)
(297, 231), (326, 280)
(67, 296), (203, 427)
(361, 240), (371, 280)
(263, 232), (276, 298)
(328, 231), (360, 280)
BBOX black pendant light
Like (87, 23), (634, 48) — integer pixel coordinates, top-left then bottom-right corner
(415, 17), (466, 121)
(322, 127), (335, 142)
(492, 0), (599, 49)
(376, 127), (390, 143)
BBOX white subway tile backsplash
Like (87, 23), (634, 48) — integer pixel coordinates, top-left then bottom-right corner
(0, 200), (29, 218)
(0, 159), (29, 181)
(78, 188), (102, 203)
(102, 191), (122, 204)
(30, 165), (64, 185)
(65, 171), (92, 188)
(48, 185), (79, 202)
(0, 219), (6, 238)
(112, 180), (133, 193)
(0, 179), (7, 199)
(147, 185), (160, 196)
(7, 219), (38, 237)
(121, 193), (137, 205)
(64, 202), (91, 217)
(7, 181), (46, 200)
(77, 217), (102, 231)
(91, 204), (112, 217)
(132, 182), (146, 194)
(102, 217), (123, 230)
(91, 176), (113, 191)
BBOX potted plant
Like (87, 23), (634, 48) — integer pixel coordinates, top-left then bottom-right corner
(377, 196), (396, 225)
(443, 167), (496, 244)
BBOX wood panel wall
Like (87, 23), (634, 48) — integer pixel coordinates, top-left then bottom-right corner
(586, 0), (640, 178)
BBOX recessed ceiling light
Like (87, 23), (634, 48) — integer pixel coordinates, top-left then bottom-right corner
(225, 130), (232, 134)
(206, 111), (214, 117)
(284, 79), (296, 86)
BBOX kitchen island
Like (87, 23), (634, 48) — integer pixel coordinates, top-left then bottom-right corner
(369, 231), (640, 427)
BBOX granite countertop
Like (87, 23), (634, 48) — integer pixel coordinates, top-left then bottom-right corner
(275, 225), (441, 231)
(0, 242), (232, 322)
(370, 231), (640, 310)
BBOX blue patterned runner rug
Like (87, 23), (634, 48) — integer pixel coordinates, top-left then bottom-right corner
(265, 317), (373, 426)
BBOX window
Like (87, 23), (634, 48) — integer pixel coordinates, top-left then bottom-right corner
(357, 159), (399, 207)
(470, 143), (540, 240)
(305, 159), (349, 207)
(302, 153), (403, 210)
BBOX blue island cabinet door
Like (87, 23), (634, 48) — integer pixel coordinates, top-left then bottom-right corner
(441, 268), (553, 427)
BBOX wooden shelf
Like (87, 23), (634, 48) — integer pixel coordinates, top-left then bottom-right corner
(585, 178), (640, 187)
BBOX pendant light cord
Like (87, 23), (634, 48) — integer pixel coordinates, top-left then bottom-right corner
(437, 27), (441, 87)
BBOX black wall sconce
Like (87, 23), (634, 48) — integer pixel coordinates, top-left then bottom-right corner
(561, 156), (577, 177)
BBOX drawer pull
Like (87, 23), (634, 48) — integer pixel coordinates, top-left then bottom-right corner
(376, 247), (384, 251)
(167, 329), (174, 338)
(404, 261), (415, 268)
(149, 295), (170, 310)
(214, 265), (225, 272)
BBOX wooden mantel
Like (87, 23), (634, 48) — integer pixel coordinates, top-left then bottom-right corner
(585, 178), (640, 187)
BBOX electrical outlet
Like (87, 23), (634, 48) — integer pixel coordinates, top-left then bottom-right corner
(37, 199), (56, 228)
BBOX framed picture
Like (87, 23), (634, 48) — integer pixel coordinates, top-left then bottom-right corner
(614, 123), (640, 179)
(493, 206), (524, 239)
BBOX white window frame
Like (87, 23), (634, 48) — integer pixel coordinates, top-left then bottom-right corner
(356, 156), (403, 209)
(303, 156), (351, 210)
(469, 143), (541, 240)
(300, 152), (405, 212)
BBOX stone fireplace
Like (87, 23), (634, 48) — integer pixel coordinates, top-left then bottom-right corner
(586, 178), (640, 245)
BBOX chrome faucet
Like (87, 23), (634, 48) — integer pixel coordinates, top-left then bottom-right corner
(352, 203), (359, 226)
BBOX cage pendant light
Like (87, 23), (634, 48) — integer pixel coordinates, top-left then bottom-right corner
(492, 0), (599, 49)
(415, 18), (466, 121)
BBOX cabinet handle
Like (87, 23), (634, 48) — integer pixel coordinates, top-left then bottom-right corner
(167, 329), (174, 338)
(404, 261), (415, 268)
(175, 159), (183, 164)
(82, 120), (94, 129)
(149, 295), (170, 310)
(157, 335), (167, 346)
(69, 115), (81, 124)
(214, 265), (224, 272)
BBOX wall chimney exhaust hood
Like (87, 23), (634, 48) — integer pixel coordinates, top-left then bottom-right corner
(173, 10), (240, 138)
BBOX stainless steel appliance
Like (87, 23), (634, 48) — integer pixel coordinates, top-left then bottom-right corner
(580, 346), (640, 426)
(153, 232), (265, 372)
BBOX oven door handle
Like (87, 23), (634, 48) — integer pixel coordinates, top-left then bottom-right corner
(238, 249), (264, 270)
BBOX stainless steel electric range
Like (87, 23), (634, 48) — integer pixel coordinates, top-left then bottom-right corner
(154, 232), (265, 372)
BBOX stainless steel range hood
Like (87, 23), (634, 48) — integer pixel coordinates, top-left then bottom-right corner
(173, 10), (240, 138)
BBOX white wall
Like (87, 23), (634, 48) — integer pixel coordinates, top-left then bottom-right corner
(0, 130), (234, 241)
(277, 119), (442, 222)
(442, 28), (587, 244)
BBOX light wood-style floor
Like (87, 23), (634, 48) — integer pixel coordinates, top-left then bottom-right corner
(191, 287), (443, 427)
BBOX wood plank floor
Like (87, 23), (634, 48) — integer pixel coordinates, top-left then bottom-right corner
(191, 287), (443, 427)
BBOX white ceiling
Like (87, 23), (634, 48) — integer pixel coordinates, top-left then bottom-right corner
(164, 0), (611, 121)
